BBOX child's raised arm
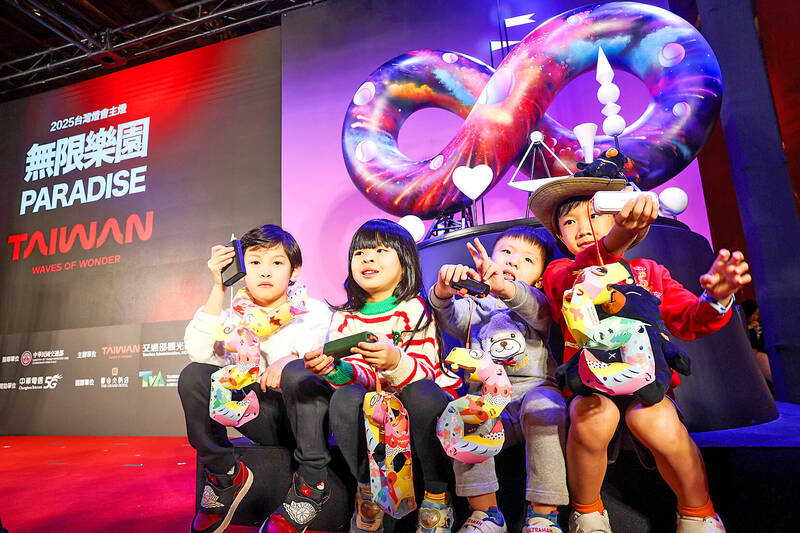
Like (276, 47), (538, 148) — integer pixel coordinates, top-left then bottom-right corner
(467, 237), (550, 333)
(602, 193), (658, 257)
(434, 263), (481, 299)
(429, 263), (484, 339)
(202, 244), (237, 316)
(700, 249), (752, 306)
(467, 237), (515, 299)
(183, 245), (237, 366)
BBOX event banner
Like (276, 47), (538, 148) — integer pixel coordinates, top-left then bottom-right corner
(0, 28), (281, 436)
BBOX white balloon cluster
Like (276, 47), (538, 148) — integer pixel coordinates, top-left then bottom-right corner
(658, 187), (689, 216)
(596, 47), (626, 137)
(397, 215), (427, 242)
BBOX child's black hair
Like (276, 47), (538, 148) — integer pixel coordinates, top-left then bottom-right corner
(496, 225), (554, 269)
(338, 218), (422, 311)
(337, 218), (455, 379)
(554, 195), (594, 234)
(239, 224), (302, 271)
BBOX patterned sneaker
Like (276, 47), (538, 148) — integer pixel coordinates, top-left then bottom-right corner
(568, 510), (612, 533)
(416, 495), (454, 533)
(675, 513), (725, 533)
(523, 506), (562, 533)
(458, 508), (507, 533)
(261, 472), (331, 533)
(192, 460), (253, 533)
(350, 485), (384, 533)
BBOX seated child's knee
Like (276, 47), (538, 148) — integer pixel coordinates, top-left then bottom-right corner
(520, 387), (567, 427)
(569, 395), (619, 436)
(178, 362), (212, 393)
(279, 358), (308, 389)
(625, 403), (685, 449)
(330, 385), (367, 415)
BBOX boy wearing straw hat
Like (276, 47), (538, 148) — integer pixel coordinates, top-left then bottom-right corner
(529, 177), (750, 533)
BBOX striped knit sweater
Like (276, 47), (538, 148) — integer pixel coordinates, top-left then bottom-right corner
(323, 295), (462, 398)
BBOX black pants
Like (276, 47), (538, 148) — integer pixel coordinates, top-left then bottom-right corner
(280, 359), (335, 484)
(329, 379), (452, 494)
(178, 362), (295, 474)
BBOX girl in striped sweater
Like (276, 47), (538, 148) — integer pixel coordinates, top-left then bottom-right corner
(305, 219), (462, 533)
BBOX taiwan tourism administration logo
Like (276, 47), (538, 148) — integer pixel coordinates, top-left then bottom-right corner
(139, 370), (179, 388)
(20, 351), (32, 366)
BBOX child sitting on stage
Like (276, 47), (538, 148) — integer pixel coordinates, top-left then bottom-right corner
(179, 224), (331, 533)
(304, 218), (462, 533)
(530, 177), (751, 533)
(429, 226), (569, 533)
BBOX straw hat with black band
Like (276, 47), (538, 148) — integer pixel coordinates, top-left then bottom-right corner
(527, 176), (649, 256)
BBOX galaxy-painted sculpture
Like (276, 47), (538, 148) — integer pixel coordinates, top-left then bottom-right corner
(342, 2), (723, 219)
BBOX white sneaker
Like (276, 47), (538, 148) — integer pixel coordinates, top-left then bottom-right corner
(457, 509), (507, 533)
(568, 510), (612, 533)
(676, 513), (725, 533)
(522, 507), (561, 533)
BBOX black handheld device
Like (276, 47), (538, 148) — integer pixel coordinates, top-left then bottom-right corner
(450, 275), (490, 298)
(220, 239), (246, 286)
(323, 331), (378, 359)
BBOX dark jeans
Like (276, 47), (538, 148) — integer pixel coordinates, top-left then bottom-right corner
(280, 359), (335, 484)
(329, 379), (452, 494)
(178, 362), (295, 474)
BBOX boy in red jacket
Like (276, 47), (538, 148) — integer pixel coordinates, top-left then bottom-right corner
(530, 177), (751, 533)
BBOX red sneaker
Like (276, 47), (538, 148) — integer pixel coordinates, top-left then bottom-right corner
(260, 472), (330, 533)
(191, 460), (253, 533)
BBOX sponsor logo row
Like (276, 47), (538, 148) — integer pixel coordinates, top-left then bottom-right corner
(0, 369), (178, 391)
(0, 341), (186, 367)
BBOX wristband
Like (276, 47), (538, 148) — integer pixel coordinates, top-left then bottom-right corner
(320, 361), (353, 384)
(700, 290), (734, 314)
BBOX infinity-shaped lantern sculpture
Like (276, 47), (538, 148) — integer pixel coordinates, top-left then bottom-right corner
(342, 2), (722, 218)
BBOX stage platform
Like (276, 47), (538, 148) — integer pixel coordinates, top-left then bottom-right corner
(1, 404), (797, 533)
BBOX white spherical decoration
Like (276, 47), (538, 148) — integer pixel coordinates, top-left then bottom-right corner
(442, 52), (459, 64)
(429, 154), (444, 170)
(355, 140), (378, 162)
(658, 187), (689, 216)
(672, 102), (691, 117)
(353, 82), (376, 106)
(659, 43), (686, 67)
(597, 82), (620, 105)
(397, 215), (427, 242)
(602, 114), (626, 137)
(530, 130), (544, 143)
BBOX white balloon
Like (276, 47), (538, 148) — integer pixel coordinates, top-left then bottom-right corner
(397, 215), (427, 242)
(602, 114), (626, 137)
(597, 82), (620, 105)
(658, 187), (689, 216)
(452, 164), (493, 201)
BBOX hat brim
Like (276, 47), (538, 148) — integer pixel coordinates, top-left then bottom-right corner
(527, 177), (649, 256)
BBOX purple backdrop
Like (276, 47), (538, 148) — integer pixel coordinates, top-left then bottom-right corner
(282, 0), (711, 302)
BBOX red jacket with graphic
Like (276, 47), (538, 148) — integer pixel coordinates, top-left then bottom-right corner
(543, 240), (732, 387)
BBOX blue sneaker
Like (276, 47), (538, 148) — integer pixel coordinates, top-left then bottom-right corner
(416, 495), (454, 533)
(458, 507), (506, 533)
(523, 505), (562, 533)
